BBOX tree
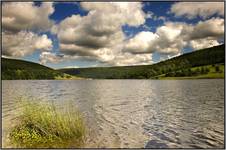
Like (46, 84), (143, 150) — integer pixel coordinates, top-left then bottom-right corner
(195, 68), (200, 74)
(201, 67), (205, 74)
(215, 66), (220, 72)
(205, 68), (210, 73)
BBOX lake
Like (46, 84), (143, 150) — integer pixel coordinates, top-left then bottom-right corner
(2, 79), (224, 148)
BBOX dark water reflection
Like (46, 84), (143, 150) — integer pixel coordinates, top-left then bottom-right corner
(2, 79), (224, 148)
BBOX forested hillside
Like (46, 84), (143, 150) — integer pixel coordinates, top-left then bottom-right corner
(2, 58), (65, 80)
(59, 44), (225, 79)
(2, 45), (224, 80)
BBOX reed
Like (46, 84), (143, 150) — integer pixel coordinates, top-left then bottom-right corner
(9, 99), (86, 148)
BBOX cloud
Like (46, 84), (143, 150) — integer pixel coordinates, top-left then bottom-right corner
(112, 53), (153, 66)
(142, 24), (152, 31)
(123, 31), (158, 54)
(2, 31), (53, 57)
(154, 18), (224, 52)
(156, 18), (224, 52)
(53, 2), (146, 50)
(153, 22), (186, 54)
(2, 2), (224, 67)
(188, 18), (224, 40)
(51, 2), (150, 66)
(81, 2), (146, 26)
(170, 2), (224, 19)
(2, 2), (54, 33)
(158, 16), (166, 21)
(2, 2), (54, 58)
(123, 17), (224, 56)
(39, 52), (63, 64)
(63, 65), (80, 69)
(53, 13), (125, 51)
(52, 2), (224, 67)
(146, 10), (167, 21)
(123, 22), (186, 55)
(146, 11), (154, 19)
(189, 38), (220, 50)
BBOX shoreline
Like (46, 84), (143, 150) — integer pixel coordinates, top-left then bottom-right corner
(2, 77), (224, 80)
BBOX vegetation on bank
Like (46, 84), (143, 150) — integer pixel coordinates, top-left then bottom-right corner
(59, 44), (225, 79)
(54, 74), (84, 80)
(9, 99), (86, 148)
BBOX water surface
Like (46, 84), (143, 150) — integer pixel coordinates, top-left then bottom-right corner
(2, 79), (224, 148)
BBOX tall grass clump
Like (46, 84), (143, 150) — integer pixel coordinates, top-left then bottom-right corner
(9, 99), (86, 148)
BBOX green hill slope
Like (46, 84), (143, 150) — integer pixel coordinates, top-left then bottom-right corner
(59, 44), (225, 79)
(2, 58), (65, 80)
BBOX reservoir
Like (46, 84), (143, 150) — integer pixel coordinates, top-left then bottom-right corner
(2, 79), (224, 148)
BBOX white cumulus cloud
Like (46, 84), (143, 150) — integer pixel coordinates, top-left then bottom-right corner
(2, 2), (224, 67)
(122, 17), (224, 56)
(170, 2), (224, 19)
(123, 31), (158, 54)
(39, 52), (63, 64)
(2, 31), (53, 57)
(2, 2), (54, 32)
(50, 2), (150, 66)
(2, 2), (54, 58)
(188, 17), (224, 40)
(190, 38), (221, 50)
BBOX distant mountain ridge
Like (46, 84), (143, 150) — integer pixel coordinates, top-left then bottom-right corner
(59, 44), (225, 79)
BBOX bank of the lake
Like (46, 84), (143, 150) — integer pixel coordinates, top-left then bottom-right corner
(157, 75), (224, 80)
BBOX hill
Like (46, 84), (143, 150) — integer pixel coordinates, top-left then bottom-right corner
(2, 58), (68, 80)
(59, 44), (225, 79)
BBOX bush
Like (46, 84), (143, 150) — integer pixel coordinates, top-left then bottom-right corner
(9, 99), (86, 148)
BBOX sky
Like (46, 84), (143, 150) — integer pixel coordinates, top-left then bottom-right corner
(2, 2), (224, 69)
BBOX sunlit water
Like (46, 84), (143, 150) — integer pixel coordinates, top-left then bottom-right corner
(2, 80), (224, 148)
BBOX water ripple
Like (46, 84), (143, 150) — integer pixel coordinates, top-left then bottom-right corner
(2, 79), (224, 148)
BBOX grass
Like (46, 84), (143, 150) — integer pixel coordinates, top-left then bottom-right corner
(54, 73), (83, 80)
(157, 64), (224, 80)
(9, 99), (86, 148)
(190, 64), (224, 73)
(157, 73), (224, 80)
